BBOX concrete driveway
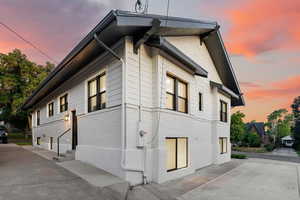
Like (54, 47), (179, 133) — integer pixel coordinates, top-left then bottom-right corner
(179, 158), (300, 200)
(271, 147), (298, 157)
(0, 144), (107, 200)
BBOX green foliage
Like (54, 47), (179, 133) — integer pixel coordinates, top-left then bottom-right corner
(291, 97), (300, 150)
(231, 154), (247, 159)
(242, 132), (261, 147)
(266, 108), (293, 145)
(264, 144), (275, 152)
(230, 111), (246, 144)
(0, 49), (54, 129)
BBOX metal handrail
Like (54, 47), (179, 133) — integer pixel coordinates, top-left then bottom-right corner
(57, 128), (71, 156)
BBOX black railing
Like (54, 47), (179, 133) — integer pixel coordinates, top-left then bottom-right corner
(57, 128), (71, 157)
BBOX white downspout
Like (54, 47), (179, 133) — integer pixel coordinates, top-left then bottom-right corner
(93, 35), (145, 183)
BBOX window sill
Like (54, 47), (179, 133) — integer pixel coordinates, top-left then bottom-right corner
(167, 166), (188, 173)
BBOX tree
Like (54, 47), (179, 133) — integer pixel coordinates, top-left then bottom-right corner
(292, 96), (300, 149)
(0, 49), (54, 130)
(230, 111), (246, 144)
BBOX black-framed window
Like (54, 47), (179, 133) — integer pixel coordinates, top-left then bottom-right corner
(220, 100), (228, 122)
(199, 93), (203, 111)
(88, 73), (106, 112)
(50, 137), (53, 150)
(37, 110), (40, 126)
(60, 94), (68, 113)
(37, 137), (41, 145)
(166, 74), (188, 113)
(48, 102), (54, 117)
(219, 137), (227, 154)
(166, 137), (188, 172)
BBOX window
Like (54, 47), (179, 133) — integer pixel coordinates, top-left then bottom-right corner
(166, 137), (188, 172)
(37, 137), (41, 145)
(220, 100), (228, 122)
(37, 110), (40, 126)
(199, 93), (203, 111)
(88, 73), (106, 112)
(166, 75), (188, 113)
(60, 94), (68, 112)
(219, 137), (227, 154)
(49, 137), (53, 150)
(48, 102), (54, 117)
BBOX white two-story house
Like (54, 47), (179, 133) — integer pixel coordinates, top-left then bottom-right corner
(22, 10), (244, 184)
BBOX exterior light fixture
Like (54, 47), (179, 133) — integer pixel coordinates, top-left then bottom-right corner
(64, 114), (70, 121)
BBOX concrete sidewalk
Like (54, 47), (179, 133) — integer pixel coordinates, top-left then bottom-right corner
(179, 158), (300, 200)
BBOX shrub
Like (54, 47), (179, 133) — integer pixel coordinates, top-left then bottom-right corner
(242, 132), (261, 147)
(264, 144), (275, 152)
(231, 154), (247, 159)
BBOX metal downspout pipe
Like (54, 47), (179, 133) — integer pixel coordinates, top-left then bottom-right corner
(93, 34), (145, 184)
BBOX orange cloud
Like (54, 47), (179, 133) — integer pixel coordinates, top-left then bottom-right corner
(224, 0), (300, 56)
(244, 75), (300, 100)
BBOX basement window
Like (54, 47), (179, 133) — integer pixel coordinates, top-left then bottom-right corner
(88, 73), (106, 112)
(60, 94), (68, 113)
(219, 137), (227, 154)
(37, 137), (41, 145)
(166, 74), (188, 113)
(166, 137), (188, 172)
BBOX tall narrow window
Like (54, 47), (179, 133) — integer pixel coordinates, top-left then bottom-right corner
(220, 100), (228, 122)
(219, 137), (227, 154)
(50, 137), (53, 150)
(48, 102), (54, 117)
(60, 94), (68, 112)
(166, 74), (188, 113)
(37, 110), (40, 126)
(199, 93), (203, 111)
(166, 137), (188, 171)
(88, 73), (106, 112)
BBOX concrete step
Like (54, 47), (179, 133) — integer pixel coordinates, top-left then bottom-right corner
(53, 151), (75, 162)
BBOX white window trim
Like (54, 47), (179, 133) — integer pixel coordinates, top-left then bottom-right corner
(84, 68), (107, 114)
(57, 92), (69, 114)
(47, 101), (55, 117)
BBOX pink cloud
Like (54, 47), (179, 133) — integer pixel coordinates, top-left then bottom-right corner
(222, 0), (300, 56)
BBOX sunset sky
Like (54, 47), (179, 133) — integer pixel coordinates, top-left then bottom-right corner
(0, 0), (299, 122)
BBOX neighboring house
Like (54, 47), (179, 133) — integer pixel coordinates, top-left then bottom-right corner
(281, 135), (294, 147)
(246, 122), (269, 144)
(22, 10), (244, 184)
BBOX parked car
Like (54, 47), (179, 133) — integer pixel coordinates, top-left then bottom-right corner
(0, 126), (8, 144)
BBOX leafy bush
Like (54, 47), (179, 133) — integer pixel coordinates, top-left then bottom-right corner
(242, 132), (261, 147)
(231, 154), (247, 159)
(264, 144), (275, 152)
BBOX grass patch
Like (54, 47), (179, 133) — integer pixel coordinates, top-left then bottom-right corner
(296, 151), (300, 157)
(8, 132), (26, 139)
(8, 132), (32, 145)
(231, 154), (247, 159)
(232, 146), (267, 153)
(15, 141), (32, 146)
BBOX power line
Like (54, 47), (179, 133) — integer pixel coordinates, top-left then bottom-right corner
(0, 21), (58, 64)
